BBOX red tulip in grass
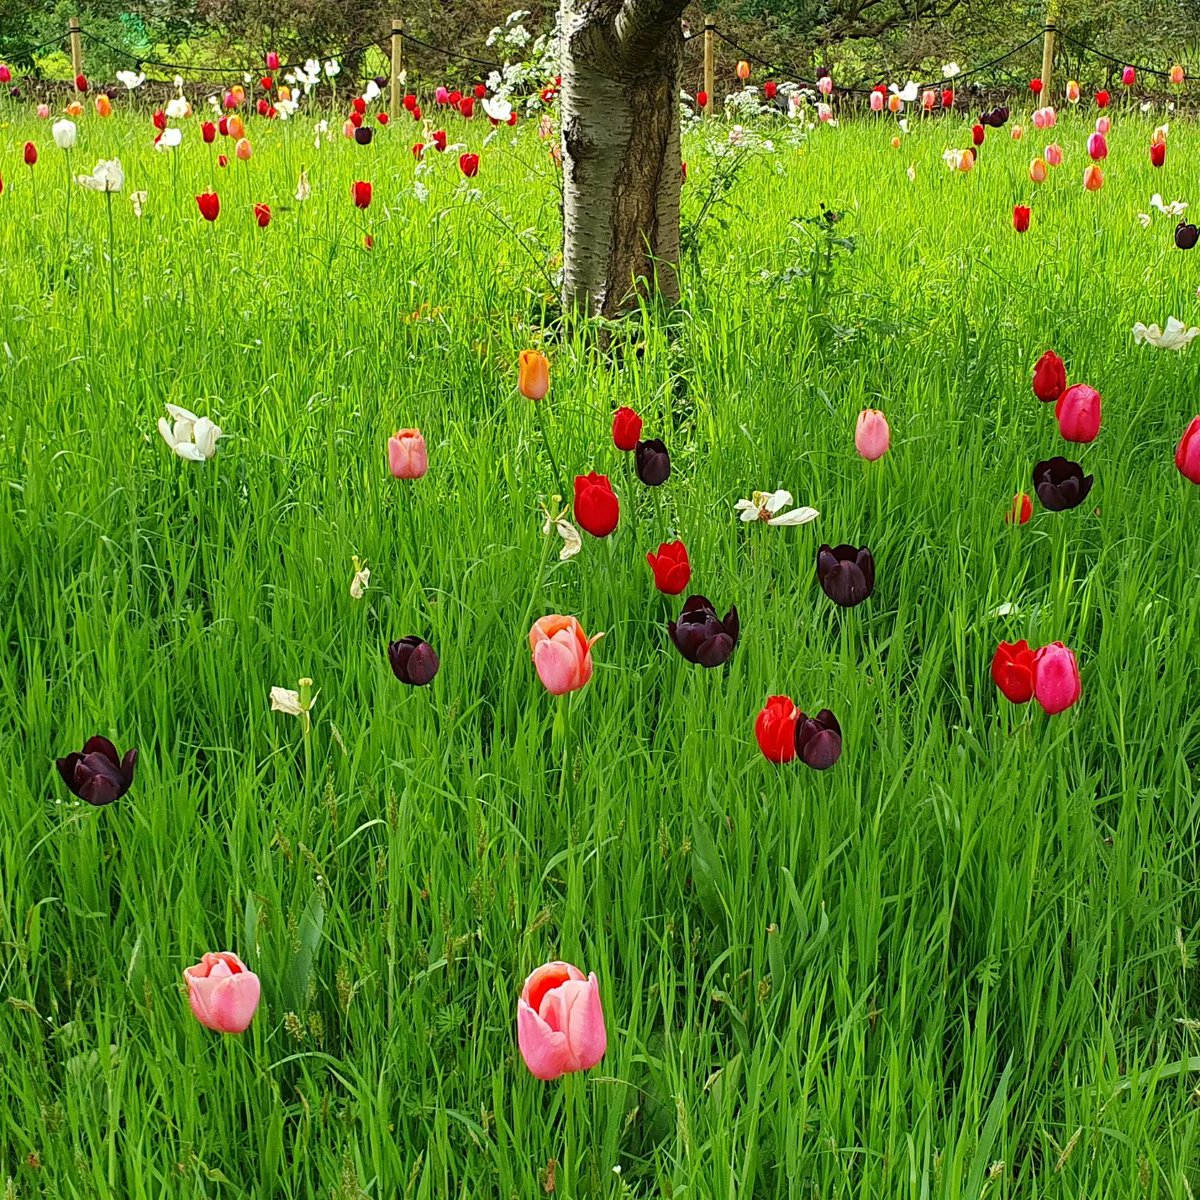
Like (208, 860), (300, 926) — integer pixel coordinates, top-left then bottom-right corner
(755, 696), (799, 763)
(573, 472), (620, 538)
(1176, 416), (1200, 483)
(1013, 205), (1031, 233)
(253, 203), (270, 228)
(196, 192), (220, 222)
(1006, 492), (1033, 525)
(1032, 350), (1066, 402)
(459, 152), (479, 178)
(991, 640), (1035, 703)
(184, 952), (261, 1034)
(646, 540), (691, 595)
(612, 406), (642, 451)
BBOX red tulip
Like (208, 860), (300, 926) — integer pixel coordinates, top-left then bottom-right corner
(218, 116), (229, 136)
(1151, 141), (1166, 167)
(991, 640), (1035, 703)
(459, 152), (479, 177)
(1029, 77), (1043, 94)
(646, 540), (691, 595)
(459, 97), (475, 118)
(1032, 350), (1067, 403)
(754, 696), (799, 764)
(507, 111), (518, 126)
(260, 76), (273, 91)
(1006, 492), (1033, 525)
(1013, 204), (1031, 233)
(377, 112), (389, 125)
(1055, 383), (1101, 443)
(432, 130), (447, 152)
(1095, 89), (1109, 107)
(449, 90), (462, 106)
(352, 97), (366, 115)
(612, 406), (643, 451)
(352, 180), (372, 209)
(349, 110), (363, 128)
(474, 84), (486, 99)
(941, 87), (954, 107)
(75, 74), (88, 93)
(0, 171), (4, 195)
(266, 51), (280, 70)
(681, 161), (687, 182)
(403, 94), (417, 111)
(196, 192), (220, 221)
(411, 106), (422, 121)
(201, 121), (216, 143)
(256, 98), (270, 116)
(972, 123), (985, 146)
(23, 141), (36, 165)
(217, 154), (228, 168)
(253, 203), (271, 228)
(573, 472), (619, 538)
(412, 142), (425, 158)
(152, 109), (167, 131)
(1175, 416), (1200, 483)
(1122, 66), (1136, 86)
(763, 80), (777, 99)
(696, 89), (708, 108)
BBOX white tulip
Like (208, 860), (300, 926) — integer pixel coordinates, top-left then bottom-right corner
(157, 403), (222, 461)
(349, 557), (370, 599)
(362, 80), (381, 102)
(155, 127), (182, 151)
(52, 119), (77, 150)
(295, 169), (311, 202)
(735, 490), (819, 526)
(324, 59), (341, 78)
(116, 70), (145, 89)
(1132, 317), (1200, 351)
(76, 158), (124, 192)
(482, 95), (512, 123)
(165, 96), (188, 119)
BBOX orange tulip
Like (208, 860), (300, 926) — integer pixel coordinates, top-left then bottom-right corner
(65, 101), (83, 116)
(736, 60), (751, 81)
(890, 135), (901, 148)
(1083, 165), (1104, 191)
(228, 114), (245, 139)
(887, 93), (903, 113)
(278, 85), (291, 101)
(518, 350), (549, 400)
(1029, 157), (1047, 183)
(1170, 64), (1185, 85)
(235, 137), (252, 161)
(95, 94), (112, 117)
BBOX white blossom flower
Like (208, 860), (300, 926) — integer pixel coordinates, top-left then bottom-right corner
(349, 556), (370, 599)
(889, 80), (919, 102)
(76, 158), (124, 192)
(540, 495), (582, 560)
(362, 79), (381, 103)
(942, 62), (961, 79)
(324, 59), (340, 78)
(116, 70), (145, 89)
(735, 490), (819, 526)
(1151, 193), (1186, 216)
(1132, 316), (1200, 350)
(166, 96), (188, 120)
(483, 95), (512, 122)
(157, 403), (222, 461)
(52, 119), (76, 149)
(155, 127), (182, 151)
(129, 190), (147, 217)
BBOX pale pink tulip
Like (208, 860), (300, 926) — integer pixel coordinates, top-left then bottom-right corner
(855, 409), (890, 461)
(516, 961), (607, 1080)
(1032, 643), (1081, 715)
(529, 615), (601, 695)
(1095, 115), (1111, 135)
(869, 91), (884, 112)
(817, 76), (833, 96)
(1045, 143), (1063, 166)
(387, 428), (428, 479)
(37, 103), (50, 119)
(184, 952), (261, 1033)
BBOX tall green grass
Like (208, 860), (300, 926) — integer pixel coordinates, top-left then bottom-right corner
(1, 99), (1198, 1198)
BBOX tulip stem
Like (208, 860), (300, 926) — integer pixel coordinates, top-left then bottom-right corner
(63, 149), (71, 242)
(104, 190), (117, 318)
(533, 401), (566, 498)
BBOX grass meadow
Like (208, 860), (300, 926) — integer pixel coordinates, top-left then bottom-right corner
(1, 95), (1199, 1198)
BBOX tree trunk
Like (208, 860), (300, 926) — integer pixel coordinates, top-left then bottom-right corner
(559, 0), (689, 319)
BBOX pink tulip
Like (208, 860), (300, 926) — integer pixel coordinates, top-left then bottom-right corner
(869, 91), (884, 112)
(855, 409), (890, 461)
(1086, 132), (1108, 161)
(1032, 108), (1047, 130)
(1032, 643), (1081, 715)
(388, 428), (428, 479)
(1011, 124), (1024, 140)
(1095, 116), (1111, 135)
(529, 615), (601, 695)
(1175, 416), (1200, 483)
(435, 86), (450, 104)
(1055, 384), (1101, 442)
(184, 952), (261, 1033)
(1122, 66), (1136, 86)
(817, 76), (833, 96)
(36, 103), (50, 119)
(1045, 143), (1062, 166)
(516, 961), (607, 1080)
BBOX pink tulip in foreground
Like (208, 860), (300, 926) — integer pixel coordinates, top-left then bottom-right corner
(388, 428), (428, 479)
(517, 961), (607, 1080)
(1176, 416), (1200, 483)
(184, 952), (261, 1033)
(1032, 643), (1081, 715)
(855, 409), (890, 460)
(529, 615), (602, 695)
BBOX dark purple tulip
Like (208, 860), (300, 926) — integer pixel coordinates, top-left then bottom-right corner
(634, 438), (671, 487)
(1176, 221), (1199, 250)
(9, 87), (19, 99)
(1032, 457), (1093, 511)
(387, 636), (440, 685)
(979, 105), (1009, 127)
(354, 126), (374, 145)
(816, 544), (875, 607)
(56, 736), (137, 806)
(794, 709), (841, 769)
(668, 595), (739, 667)
(374, 75), (389, 89)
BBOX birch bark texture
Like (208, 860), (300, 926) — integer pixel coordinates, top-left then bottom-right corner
(559, 0), (690, 318)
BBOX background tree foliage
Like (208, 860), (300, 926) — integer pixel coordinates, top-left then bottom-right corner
(2, 0), (1198, 88)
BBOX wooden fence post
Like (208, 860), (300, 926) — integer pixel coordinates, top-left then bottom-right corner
(1040, 1), (1056, 99)
(390, 18), (405, 119)
(69, 17), (84, 93)
(703, 15), (714, 117)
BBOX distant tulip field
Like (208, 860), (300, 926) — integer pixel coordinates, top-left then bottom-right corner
(3, 63), (1200, 1199)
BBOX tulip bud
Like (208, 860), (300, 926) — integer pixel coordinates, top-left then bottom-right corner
(763, 80), (777, 100)
(736, 60), (751, 81)
(1032, 643), (1081, 715)
(991, 641), (1035, 703)
(972, 123), (985, 146)
(387, 636), (440, 685)
(1032, 350), (1067, 403)
(56, 736), (138, 805)
(184, 952), (261, 1034)
(1006, 493), (1033, 525)
(696, 89), (709, 108)
(646, 540), (691, 595)
(1029, 157), (1047, 183)
(816, 544), (875, 607)
(517, 962), (606, 1078)
(1095, 89), (1109, 108)
(387, 428), (428, 479)
(854, 409), (890, 460)
(235, 137), (252, 161)
(888, 93), (903, 113)
(1086, 132), (1107, 161)
(1013, 205), (1031, 233)
(1095, 116), (1110, 135)
(459, 152), (479, 177)
(634, 438), (671, 487)
(253, 202), (270, 228)
(755, 696), (799, 764)
(1170, 64), (1185, 85)
(196, 192), (220, 221)
(517, 349), (549, 400)
(794, 709), (842, 769)
(23, 141), (36, 166)
(1151, 141), (1166, 167)
(573, 473), (619, 537)
(668, 596), (739, 667)
(611, 406), (642, 451)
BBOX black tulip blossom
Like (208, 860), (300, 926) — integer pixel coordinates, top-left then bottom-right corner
(668, 595), (739, 667)
(1032, 457), (1093, 511)
(56, 736), (138, 806)
(635, 439), (671, 487)
(816, 544), (875, 608)
(354, 126), (374, 146)
(1176, 221), (1199, 250)
(388, 636), (440, 685)
(794, 709), (842, 770)
(979, 106), (1009, 127)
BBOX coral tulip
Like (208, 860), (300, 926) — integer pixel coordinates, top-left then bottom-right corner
(1055, 383), (1101, 443)
(1083, 165), (1104, 191)
(1174, 416), (1200, 483)
(1032, 642), (1081, 714)
(517, 962), (606, 1080)
(1013, 205), (1031, 233)
(228, 115), (244, 138)
(668, 596), (739, 667)
(1170, 64), (1185, 85)
(235, 137), (252, 161)
(1045, 143), (1062, 166)
(854, 409), (890, 460)
(196, 192), (220, 221)
(991, 640), (1035, 703)
(517, 349), (549, 400)
(1033, 457), (1093, 511)
(888, 93), (903, 113)
(56, 736), (138, 805)
(646, 541), (691, 595)
(755, 696), (799, 764)
(573, 472), (619, 537)
(612, 406), (642, 451)
(95, 94), (111, 116)
(387, 428), (428, 479)
(529, 616), (601, 695)
(184, 952), (261, 1034)
(736, 60), (750, 80)
(387, 636), (440, 685)
(816, 544), (875, 607)
(1029, 157), (1047, 183)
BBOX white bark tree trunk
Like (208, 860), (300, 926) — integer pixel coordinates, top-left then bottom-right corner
(559, 0), (689, 319)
